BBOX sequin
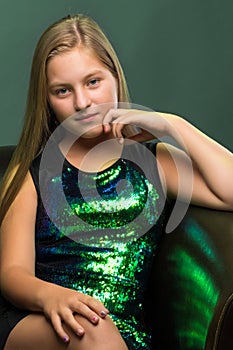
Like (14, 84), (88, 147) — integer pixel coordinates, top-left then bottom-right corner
(33, 144), (164, 349)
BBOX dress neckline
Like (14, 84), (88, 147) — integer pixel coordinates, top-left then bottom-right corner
(59, 145), (124, 175)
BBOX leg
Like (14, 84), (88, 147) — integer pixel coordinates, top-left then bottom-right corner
(4, 313), (128, 350)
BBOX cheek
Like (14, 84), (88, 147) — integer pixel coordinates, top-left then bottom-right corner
(48, 95), (58, 112)
(111, 80), (118, 101)
(110, 86), (118, 101)
(99, 82), (118, 103)
(49, 97), (70, 119)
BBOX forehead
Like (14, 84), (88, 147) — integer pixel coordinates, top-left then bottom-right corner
(47, 46), (102, 68)
(46, 46), (108, 78)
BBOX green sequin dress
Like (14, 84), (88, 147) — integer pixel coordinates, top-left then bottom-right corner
(30, 141), (166, 349)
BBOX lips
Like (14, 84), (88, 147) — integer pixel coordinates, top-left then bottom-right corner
(74, 113), (99, 122)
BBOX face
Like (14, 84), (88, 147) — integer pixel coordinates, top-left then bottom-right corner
(47, 46), (118, 139)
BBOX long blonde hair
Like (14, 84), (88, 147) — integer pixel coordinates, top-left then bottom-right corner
(0, 14), (130, 225)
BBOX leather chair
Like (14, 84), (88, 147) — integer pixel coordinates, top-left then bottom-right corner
(0, 145), (232, 349)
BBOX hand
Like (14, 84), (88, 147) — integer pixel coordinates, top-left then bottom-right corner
(103, 108), (173, 143)
(41, 283), (109, 343)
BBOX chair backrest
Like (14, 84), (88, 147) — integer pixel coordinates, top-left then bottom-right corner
(0, 145), (16, 181)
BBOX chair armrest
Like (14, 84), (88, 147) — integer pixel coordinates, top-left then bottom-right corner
(145, 205), (233, 350)
(216, 294), (233, 349)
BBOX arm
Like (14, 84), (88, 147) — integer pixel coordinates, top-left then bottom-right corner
(156, 113), (233, 210)
(0, 172), (108, 342)
(103, 109), (233, 210)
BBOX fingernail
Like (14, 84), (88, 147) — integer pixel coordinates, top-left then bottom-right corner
(104, 124), (110, 133)
(100, 310), (108, 317)
(63, 336), (69, 343)
(92, 315), (98, 322)
(77, 328), (84, 335)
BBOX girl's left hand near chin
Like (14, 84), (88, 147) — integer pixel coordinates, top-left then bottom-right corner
(102, 108), (171, 143)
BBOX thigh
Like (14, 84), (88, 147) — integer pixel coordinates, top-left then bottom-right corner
(4, 312), (128, 350)
(0, 297), (30, 350)
(4, 313), (64, 350)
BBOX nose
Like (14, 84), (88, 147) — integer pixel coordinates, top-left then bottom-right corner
(74, 88), (91, 111)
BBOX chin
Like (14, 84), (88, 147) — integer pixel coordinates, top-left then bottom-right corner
(81, 125), (104, 139)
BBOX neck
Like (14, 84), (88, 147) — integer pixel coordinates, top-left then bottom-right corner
(59, 131), (123, 172)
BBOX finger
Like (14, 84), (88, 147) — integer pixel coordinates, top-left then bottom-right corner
(103, 108), (129, 126)
(103, 108), (138, 137)
(50, 312), (71, 343)
(61, 308), (85, 336)
(82, 294), (109, 318)
(70, 301), (100, 324)
(102, 108), (115, 133)
(110, 121), (124, 139)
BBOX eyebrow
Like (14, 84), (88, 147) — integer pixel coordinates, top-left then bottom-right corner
(48, 69), (105, 89)
(84, 69), (105, 80)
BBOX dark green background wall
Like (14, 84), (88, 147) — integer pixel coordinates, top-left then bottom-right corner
(0, 0), (232, 149)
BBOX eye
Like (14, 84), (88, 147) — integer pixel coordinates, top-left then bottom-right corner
(88, 78), (100, 87)
(56, 88), (70, 96)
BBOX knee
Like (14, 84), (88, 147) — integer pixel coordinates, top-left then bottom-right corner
(69, 314), (128, 349)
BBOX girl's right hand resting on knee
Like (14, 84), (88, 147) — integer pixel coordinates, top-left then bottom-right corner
(40, 282), (109, 342)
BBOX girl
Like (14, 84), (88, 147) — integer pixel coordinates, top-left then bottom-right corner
(0, 14), (232, 350)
